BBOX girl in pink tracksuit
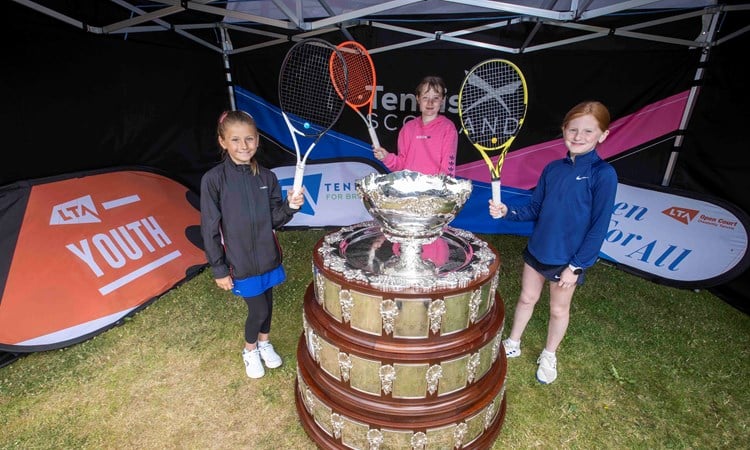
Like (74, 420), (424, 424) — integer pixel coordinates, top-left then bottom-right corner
(373, 76), (459, 266)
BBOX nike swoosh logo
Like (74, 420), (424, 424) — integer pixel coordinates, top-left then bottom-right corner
(554, 275), (560, 280)
(576, 176), (589, 180)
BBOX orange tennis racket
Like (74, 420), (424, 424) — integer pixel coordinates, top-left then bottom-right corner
(330, 40), (380, 147)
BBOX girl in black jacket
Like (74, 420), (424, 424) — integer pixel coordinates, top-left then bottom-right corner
(200, 110), (304, 379)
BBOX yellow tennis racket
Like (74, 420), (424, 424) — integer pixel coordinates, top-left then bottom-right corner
(458, 59), (528, 204)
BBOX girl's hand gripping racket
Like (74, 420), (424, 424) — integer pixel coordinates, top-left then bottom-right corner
(458, 59), (528, 205)
(330, 40), (380, 148)
(278, 38), (347, 207)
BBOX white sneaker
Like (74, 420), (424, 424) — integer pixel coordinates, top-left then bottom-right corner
(258, 341), (282, 369)
(536, 351), (557, 384)
(242, 348), (265, 379)
(503, 338), (521, 358)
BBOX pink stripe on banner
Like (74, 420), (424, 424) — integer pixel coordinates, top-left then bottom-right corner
(456, 91), (690, 190)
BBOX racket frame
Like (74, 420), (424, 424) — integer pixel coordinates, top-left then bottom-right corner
(331, 40), (380, 148)
(278, 38), (347, 197)
(458, 58), (528, 204)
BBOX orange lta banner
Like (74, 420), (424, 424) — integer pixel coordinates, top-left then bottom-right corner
(0, 169), (206, 351)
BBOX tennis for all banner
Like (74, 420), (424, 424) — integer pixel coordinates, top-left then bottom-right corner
(600, 181), (749, 289)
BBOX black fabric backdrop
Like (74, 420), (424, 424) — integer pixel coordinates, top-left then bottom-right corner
(2, 3), (748, 313)
(2, 4), (228, 191)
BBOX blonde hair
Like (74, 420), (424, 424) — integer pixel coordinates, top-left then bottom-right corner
(217, 110), (259, 174)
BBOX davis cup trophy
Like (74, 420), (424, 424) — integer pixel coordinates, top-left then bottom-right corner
(295, 170), (508, 449)
(357, 170), (473, 285)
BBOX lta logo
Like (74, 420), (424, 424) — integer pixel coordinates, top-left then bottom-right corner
(50, 195), (101, 225)
(661, 206), (699, 225)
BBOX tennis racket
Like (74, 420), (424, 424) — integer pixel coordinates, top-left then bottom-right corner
(278, 38), (347, 205)
(330, 40), (380, 147)
(458, 59), (528, 204)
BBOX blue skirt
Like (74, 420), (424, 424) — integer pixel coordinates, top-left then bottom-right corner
(232, 265), (287, 297)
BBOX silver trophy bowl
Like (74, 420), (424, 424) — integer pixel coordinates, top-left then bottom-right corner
(356, 170), (473, 278)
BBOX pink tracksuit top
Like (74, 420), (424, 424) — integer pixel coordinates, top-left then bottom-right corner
(383, 114), (458, 176)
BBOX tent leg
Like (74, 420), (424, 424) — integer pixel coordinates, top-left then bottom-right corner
(219, 25), (237, 111)
(661, 10), (721, 187)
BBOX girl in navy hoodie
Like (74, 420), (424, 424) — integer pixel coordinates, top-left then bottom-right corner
(489, 101), (618, 385)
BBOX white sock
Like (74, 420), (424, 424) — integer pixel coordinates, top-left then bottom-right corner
(506, 338), (520, 346)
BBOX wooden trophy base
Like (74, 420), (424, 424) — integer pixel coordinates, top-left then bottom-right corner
(295, 226), (508, 449)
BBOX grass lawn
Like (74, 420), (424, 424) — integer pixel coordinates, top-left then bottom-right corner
(1, 229), (748, 449)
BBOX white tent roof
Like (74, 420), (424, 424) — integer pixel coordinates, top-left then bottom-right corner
(223, 0), (718, 20)
(13, 0), (748, 56)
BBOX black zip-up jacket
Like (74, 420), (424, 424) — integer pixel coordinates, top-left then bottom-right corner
(200, 158), (297, 280)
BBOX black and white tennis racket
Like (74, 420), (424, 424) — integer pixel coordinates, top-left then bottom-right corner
(458, 59), (528, 204)
(278, 38), (347, 204)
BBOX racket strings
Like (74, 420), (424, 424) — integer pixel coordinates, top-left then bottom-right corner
(279, 41), (345, 135)
(460, 61), (526, 149)
(338, 44), (375, 107)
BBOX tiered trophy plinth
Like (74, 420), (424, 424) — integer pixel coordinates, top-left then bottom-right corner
(295, 171), (507, 449)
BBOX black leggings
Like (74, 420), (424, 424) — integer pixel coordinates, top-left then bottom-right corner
(242, 289), (273, 345)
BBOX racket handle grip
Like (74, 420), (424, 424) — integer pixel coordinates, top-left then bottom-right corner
(491, 177), (501, 205)
(368, 126), (380, 148)
(291, 162), (305, 210)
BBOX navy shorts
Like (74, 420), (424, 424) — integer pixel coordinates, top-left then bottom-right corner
(522, 247), (585, 286)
